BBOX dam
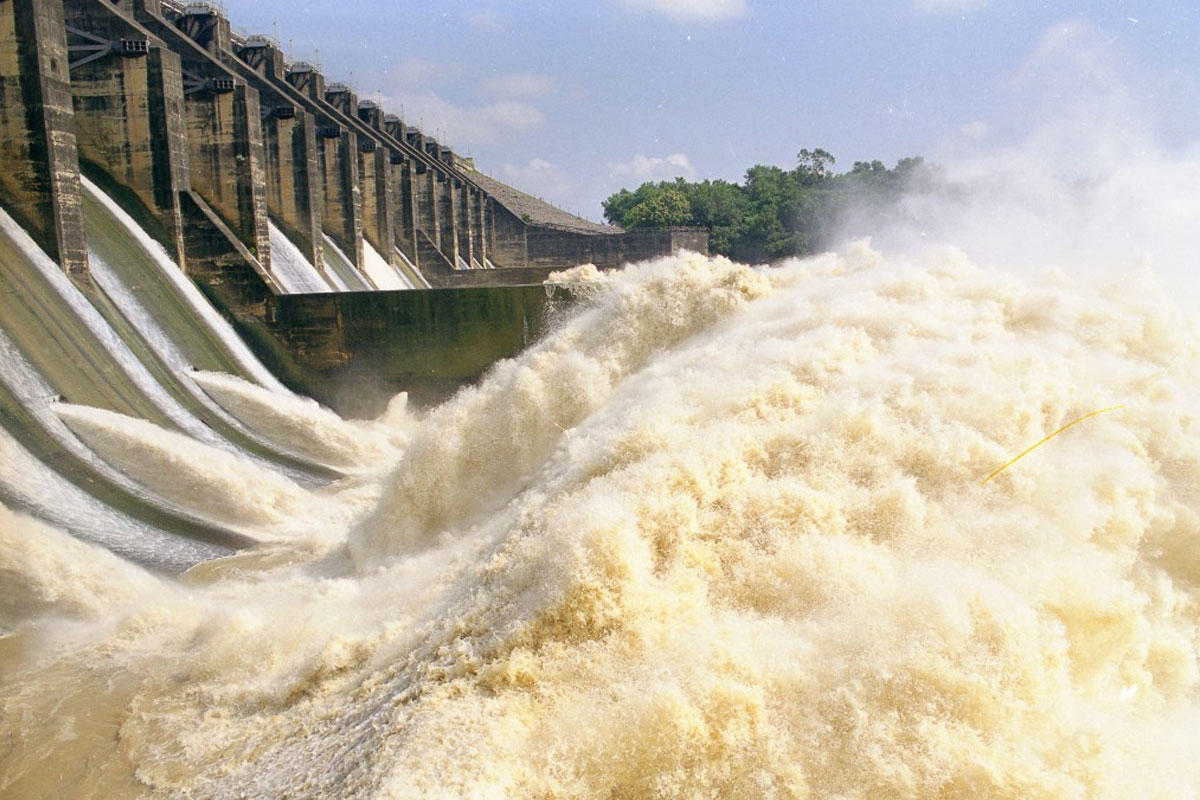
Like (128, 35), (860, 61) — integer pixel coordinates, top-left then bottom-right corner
(0, 0), (707, 414)
(0, 0), (707, 557)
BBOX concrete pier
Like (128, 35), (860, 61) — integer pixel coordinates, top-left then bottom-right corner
(5, 0), (707, 293)
(283, 64), (364, 272)
(382, 116), (418, 264)
(232, 38), (323, 271)
(325, 88), (395, 267)
(126, 1), (270, 271)
(355, 100), (400, 270)
(261, 102), (323, 270)
(0, 0), (88, 279)
(62, 0), (187, 263)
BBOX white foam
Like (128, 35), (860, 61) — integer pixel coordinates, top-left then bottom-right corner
(0, 502), (164, 625)
(53, 403), (308, 533)
(13, 36), (1200, 790)
(192, 370), (405, 471)
(0, 424), (223, 570)
(6, 251), (1200, 797)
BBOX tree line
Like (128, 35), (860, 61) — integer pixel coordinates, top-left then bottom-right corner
(602, 149), (938, 263)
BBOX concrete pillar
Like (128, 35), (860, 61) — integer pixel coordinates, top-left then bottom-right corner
(226, 40), (324, 273)
(456, 179), (474, 267)
(326, 88), (383, 261)
(183, 81), (270, 266)
(178, 188), (274, 313)
(324, 88), (397, 265)
(484, 196), (494, 257)
(423, 138), (459, 266)
(358, 100), (402, 265)
(281, 63), (324, 109)
(324, 83), (355, 117)
(0, 0), (88, 279)
(261, 104), (321, 269)
(489, 202), (529, 268)
(393, 155), (418, 265)
(435, 166), (457, 267)
(234, 39), (464, 276)
(287, 67), (363, 269)
(237, 38), (287, 81)
(409, 156), (454, 275)
(62, 0), (187, 264)
(472, 187), (488, 266)
(411, 157), (436, 240)
(404, 130), (436, 243)
(172, 7), (231, 59)
(359, 142), (395, 264)
(384, 117), (417, 263)
(357, 100), (384, 131)
(315, 126), (362, 268)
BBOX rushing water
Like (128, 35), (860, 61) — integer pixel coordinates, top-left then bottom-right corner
(3, 237), (1200, 797)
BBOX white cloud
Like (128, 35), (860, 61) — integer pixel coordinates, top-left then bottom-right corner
(480, 72), (559, 99)
(500, 158), (572, 201)
(382, 91), (545, 146)
(960, 120), (989, 139)
(621, 0), (748, 23)
(387, 57), (463, 86)
(462, 9), (503, 29)
(607, 153), (697, 183)
(913, 0), (985, 11)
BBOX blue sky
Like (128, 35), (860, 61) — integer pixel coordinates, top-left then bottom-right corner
(221, 1), (1200, 221)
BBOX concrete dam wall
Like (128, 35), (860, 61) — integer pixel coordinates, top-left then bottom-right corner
(0, 0), (708, 412)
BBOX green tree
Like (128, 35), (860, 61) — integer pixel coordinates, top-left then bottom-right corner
(679, 179), (751, 255)
(624, 188), (692, 228)
(601, 188), (641, 226)
(601, 150), (936, 263)
(795, 148), (836, 184)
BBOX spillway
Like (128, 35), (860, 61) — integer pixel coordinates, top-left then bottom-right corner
(0, 177), (365, 564)
(81, 178), (286, 390)
(80, 179), (349, 478)
(323, 234), (375, 290)
(267, 222), (337, 293)
(361, 238), (413, 290)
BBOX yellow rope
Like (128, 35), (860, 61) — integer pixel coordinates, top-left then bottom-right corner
(980, 405), (1124, 486)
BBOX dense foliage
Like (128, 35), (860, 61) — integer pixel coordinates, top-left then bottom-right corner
(603, 149), (937, 263)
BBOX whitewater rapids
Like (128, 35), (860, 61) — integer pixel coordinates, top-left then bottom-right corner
(3, 246), (1199, 798)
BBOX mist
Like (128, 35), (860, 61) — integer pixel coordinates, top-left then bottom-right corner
(831, 20), (1200, 311)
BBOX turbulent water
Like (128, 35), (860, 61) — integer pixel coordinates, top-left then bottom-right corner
(3, 244), (1200, 798)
